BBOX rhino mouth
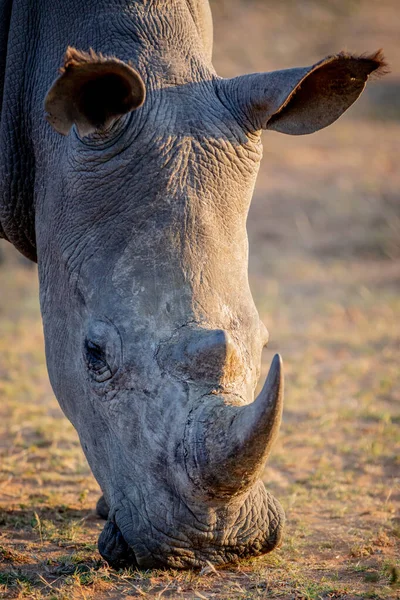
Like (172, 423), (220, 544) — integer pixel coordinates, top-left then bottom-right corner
(98, 521), (139, 569)
(98, 481), (285, 570)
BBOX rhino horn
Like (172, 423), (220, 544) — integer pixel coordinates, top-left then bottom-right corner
(191, 354), (284, 497)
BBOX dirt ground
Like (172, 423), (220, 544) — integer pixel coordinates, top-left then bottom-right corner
(0, 1), (399, 598)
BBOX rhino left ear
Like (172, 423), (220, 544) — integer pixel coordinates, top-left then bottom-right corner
(45, 47), (146, 137)
(220, 50), (387, 135)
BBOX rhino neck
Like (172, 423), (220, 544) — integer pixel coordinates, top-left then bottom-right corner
(91, 1), (215, 87)
(183, 0), (213, 62)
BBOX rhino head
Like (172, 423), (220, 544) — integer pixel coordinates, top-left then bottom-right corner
(0, 1), (385, 570)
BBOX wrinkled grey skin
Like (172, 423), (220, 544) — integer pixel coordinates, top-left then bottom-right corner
(0, 0), (384, 569)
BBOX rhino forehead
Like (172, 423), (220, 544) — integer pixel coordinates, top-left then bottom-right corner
(63, 119), (261, 305)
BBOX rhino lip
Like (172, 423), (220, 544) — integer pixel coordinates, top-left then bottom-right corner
(98, 520), (138, 569)
(97, 482), (285, 570)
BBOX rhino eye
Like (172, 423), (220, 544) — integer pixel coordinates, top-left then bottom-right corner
(83, 320), (121, 387)
(84, 339), (113, 383)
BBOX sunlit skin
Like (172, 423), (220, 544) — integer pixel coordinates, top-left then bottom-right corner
(0, 0), (385, 568)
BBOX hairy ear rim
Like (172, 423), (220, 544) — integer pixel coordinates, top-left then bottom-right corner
(349, 49), (390, 79)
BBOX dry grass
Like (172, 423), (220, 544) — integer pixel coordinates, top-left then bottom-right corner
(1, 1), (399, 598)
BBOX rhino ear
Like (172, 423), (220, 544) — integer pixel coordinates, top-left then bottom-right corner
(220, 50), (387, 135)
(45, 47), (146, 137)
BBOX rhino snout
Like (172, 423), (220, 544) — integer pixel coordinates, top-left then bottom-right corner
(98, 482), (285, 569)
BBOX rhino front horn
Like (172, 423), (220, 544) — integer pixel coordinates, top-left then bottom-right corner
(190, 354), (284, 497)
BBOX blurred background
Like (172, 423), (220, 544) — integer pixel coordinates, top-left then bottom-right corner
(0, 1), (399, 597)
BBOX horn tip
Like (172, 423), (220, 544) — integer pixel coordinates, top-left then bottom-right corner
(269, 353), (283, 386)
(272, 353), (282, 370)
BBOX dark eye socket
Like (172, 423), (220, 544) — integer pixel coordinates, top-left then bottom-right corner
(84, 339), (113, 383)
(83, 320), (121, 389)
(86, 340), (104, 363)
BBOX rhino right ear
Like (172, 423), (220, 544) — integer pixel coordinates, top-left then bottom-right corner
(45, 47), (146, 137)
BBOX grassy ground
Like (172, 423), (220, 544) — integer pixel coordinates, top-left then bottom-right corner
(1, 1), (399, 598)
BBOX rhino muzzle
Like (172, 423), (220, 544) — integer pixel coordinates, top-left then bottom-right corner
(99, 482), (285, 570)
(97, 355), (285, 569)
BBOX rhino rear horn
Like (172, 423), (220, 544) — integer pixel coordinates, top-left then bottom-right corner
(192, 354), (284, 497)
(45, 47), (146, 137)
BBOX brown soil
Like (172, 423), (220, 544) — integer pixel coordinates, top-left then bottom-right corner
(1, 1), (399, 598)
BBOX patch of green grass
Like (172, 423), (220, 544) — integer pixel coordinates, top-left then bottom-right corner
(0, 570), (38, 589)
